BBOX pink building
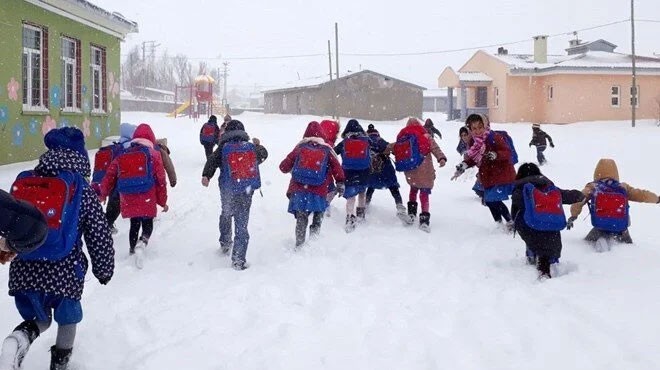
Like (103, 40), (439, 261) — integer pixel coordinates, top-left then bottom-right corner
(438, 37), (660, 124)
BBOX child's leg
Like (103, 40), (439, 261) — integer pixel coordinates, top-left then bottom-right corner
(232, 194), (253, 267)
(419, 191), (430, 213)
(365, 187), (375, 205)
(55, 324), (76, 350)
(219, 191), (234, 248)
(129, 218), (141, 250)
(409, 187), (419, 203)
(140, 218), (154, 243)
(356, 192), (367, 221)
(389, 187), (403, 205)
(486, 201), (511, 222)
(105, 193), (121, 228)
(310, 212), (323, 236)
(345, 196), (357, 216)
(295, 211), (310, 247)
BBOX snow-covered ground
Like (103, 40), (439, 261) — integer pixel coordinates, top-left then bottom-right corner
(1, 112), (660, 370)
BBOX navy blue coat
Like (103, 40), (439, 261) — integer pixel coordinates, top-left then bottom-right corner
(0, 190), (47, 253)
(9, 148), (115, 300)
(368, 133), (399, 189)
(334, 119), (371, 187)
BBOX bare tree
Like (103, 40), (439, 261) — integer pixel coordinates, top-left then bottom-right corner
(172, 54), (192, 86)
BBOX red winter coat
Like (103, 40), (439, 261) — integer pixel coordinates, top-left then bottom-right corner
(280, 122), (345, 198)
(319, 120), (340, 147)
(100, 124), (168, 218)
(465, 131), (516, 188)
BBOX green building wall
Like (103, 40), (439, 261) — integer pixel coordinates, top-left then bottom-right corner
(0, 0), (122, 165)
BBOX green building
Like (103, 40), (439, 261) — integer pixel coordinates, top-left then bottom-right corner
(0, 0), (137, 165)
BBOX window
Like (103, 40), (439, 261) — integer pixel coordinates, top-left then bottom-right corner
(475, 87), (487, 107)
(547, 86), (554, 101)
(493, 87), (499, 107)
(22, 23), (49, 110)
(282, 94), (287, 111)
(630, 85), (640, 108)
(61, 37), (81, 111)
(90, 45), (106, 112)
(611, 86), (620, 107)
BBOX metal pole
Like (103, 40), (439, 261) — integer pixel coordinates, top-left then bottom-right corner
(631, 0), (637, 127)
(328, 40), (333, 81)
(222, 62), (229, 111)
(335, 22), (339, 79)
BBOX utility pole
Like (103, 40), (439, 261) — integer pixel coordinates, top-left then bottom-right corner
(141, 40), (159, 96)
(631, 0), (637, 127)
(335, 22), (339, 79)
(327, 40), (333, 81)
(222, 62), (229, 110)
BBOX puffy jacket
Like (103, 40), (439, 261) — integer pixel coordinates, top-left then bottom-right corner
(465, 130), (516, 188)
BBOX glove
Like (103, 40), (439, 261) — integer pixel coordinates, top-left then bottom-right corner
(456, 162), (468, 172)
(485, 151), (497, 161)
(201, 177), (210, 187)
(252, 137), (261, 146)
(566, 216), (577, 230)
(438, 159), (446, 168)
(550, 143), (555, 148)
(98, 277), (111, 285)
(0, 250), (16, 265)
(336, 183), (345, 197)
(529, 143), (533, 148)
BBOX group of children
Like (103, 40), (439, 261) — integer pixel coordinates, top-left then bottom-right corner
(452, 114), (660, 278)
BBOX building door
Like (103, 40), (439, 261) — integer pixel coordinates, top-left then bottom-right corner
(475, 87), (488, 107)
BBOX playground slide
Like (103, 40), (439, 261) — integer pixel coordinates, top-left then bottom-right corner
(167, 101), (191, 117)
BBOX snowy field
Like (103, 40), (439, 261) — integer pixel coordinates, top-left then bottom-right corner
(1, 112), (660, 370)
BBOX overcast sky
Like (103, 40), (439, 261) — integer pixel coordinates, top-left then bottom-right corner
(93, 0), (659, 91)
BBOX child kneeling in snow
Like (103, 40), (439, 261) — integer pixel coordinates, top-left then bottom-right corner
(568, 158), (660, 251)
(511, 163), (584, 279)
(280, 121), (345, 247)
(0, 127), (114, 369)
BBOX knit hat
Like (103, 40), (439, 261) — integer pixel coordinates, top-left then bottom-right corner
(225, 119), (245, 132)
(366, 124), (378, 134)
(532, 123), (541, 129)
(209, 115), (218, 124)
(44, 127), (87, 157)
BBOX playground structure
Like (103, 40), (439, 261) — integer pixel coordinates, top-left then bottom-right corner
(169, 74), (227, 119)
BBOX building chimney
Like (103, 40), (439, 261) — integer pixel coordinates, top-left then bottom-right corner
(533, 35), (548, 64)
(569, 39), (582, 48)
(497, 47), (509, 55)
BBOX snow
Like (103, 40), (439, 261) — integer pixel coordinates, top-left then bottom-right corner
(2, 112), (660, 369)
(457, 72), (493, 82)
(493, 51), (660, 71)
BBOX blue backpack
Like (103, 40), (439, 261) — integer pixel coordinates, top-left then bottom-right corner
(588, 180), (629, 233)
(522, 183), (567, 231)
(292, 143), (330, 186)
(341, 136), (371, 170)
(92, 143), (123, 184)
(222, 141), (261, 194)
(116, 145), (155, 195)
(200, 122), (218, 144)
(393, 134), (424, 172)
(488, 130), (518, 164)
(11, 171), (84, 261)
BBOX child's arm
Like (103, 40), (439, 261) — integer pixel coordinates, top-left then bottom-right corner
(560, 189), (585, 205)
(569, 183), (595, 218)
(81, 186), (114, 285)
(622, 183), (660, 203)
(202, 147), (222, 180)
(99, 159), (119, 199)
(430, 138), (447, 164)
(333, 141), (344, 156)
(544, 131), (555, 147)
(279, 148), (297, 174)
(152, 152), (168, 208)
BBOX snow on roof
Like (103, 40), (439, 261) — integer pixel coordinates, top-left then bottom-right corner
(263, 70), (425, 93)
(457, 72), (493, 82)
(423, 88), (449, 97)
(135, 87), (175, 96)
(120, 89), (133, 98)
(34, 0), (138, 38)
(492, 51), (660, 72)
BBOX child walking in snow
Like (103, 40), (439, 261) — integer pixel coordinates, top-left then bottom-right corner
(202, 120), (268, 270)
(567, 158), (660, 251)
(280, 121), (345, 247)
(199, 115), (221, 159)
(319, 119), (341, 215)
(100, 124), (168, 268)
(529, 123), (554, 165)
(365, 124), (406, 218)
(0, 127), (114, 370)
(511, 163), (584, 278)
(393, 118), (447, 232)
(334, 119), (372, 232)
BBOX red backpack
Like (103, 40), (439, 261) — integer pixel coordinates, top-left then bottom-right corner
(116, 146), (155, 194)
(292, 143), (330, 186)
(341, 137), (371, 170)
(200, 122), (217, 144)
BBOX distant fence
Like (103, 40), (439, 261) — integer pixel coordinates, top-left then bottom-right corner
(121, 99), (175, 113)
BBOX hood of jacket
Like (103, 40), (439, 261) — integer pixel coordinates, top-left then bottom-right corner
(342, 119), (364, 137)
(133, 124), (156, 145)
(35, 148), (91, 179)
(120, 123), (137, 143)
(593, 159), (620, 182)
(303, 121), (323, 139)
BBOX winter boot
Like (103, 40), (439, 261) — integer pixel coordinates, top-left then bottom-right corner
(232, 261), (248, 271)
(220, 242), (233, 256)
(345, 215), (357, 233)
(594, 237), (611, 253)
(537, 256), (551, 280)
(309, 212), (323, 240)
(49, 346), (72, 370)
(525, 248), (537, 265)
(419, 212), (431, 233)
(134, 236), (148, 270)
(395, 203), (408, 223)
(295, 212), (310, 248)
(0, 321), (40, 370)
(356, 207), (366, 223)
(404, 202), (418, 226)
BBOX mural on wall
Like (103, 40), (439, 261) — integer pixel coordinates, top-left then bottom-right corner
(42, 116), (56, 135)
(12, 123), (25, 147)
(83, 98), (91, 114)
(93, 120), (102, 139)
(50, 86), (61, 109)
(82, 117), (91, 137)
(108, 101), (113, 113)
(7, 77), (19, 101)
(29, 118), (39, 135)
(0, 105), (8, 131)
(108, 72), (120, 98)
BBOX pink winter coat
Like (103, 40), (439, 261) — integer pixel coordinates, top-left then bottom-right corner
(101, 124), (168, 218)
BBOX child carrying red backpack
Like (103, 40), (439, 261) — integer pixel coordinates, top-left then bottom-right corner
(0, 127), (114, 370)
(100, 124), (168, 268)
(280, 121), (345, 247)
(393, 118), (447, 232)
(568, 158), (660, 251)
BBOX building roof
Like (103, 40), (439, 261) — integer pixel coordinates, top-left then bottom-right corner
(28, 0), (138, 39)
(135, 86), (175, 96)
(263, 69), (426, 94)
(492, 50), (660, 73)
(457, 72), (493, 82)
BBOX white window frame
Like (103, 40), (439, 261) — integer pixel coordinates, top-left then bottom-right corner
(22, 24), (47, 112)
(630, 85), (640, 108)
(493, 87), (499, 108)
(611, 85), (620, 108)
(61, 37), (79, 112)
(90, 46), (104, 113)
(547, 85), (554, 102)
